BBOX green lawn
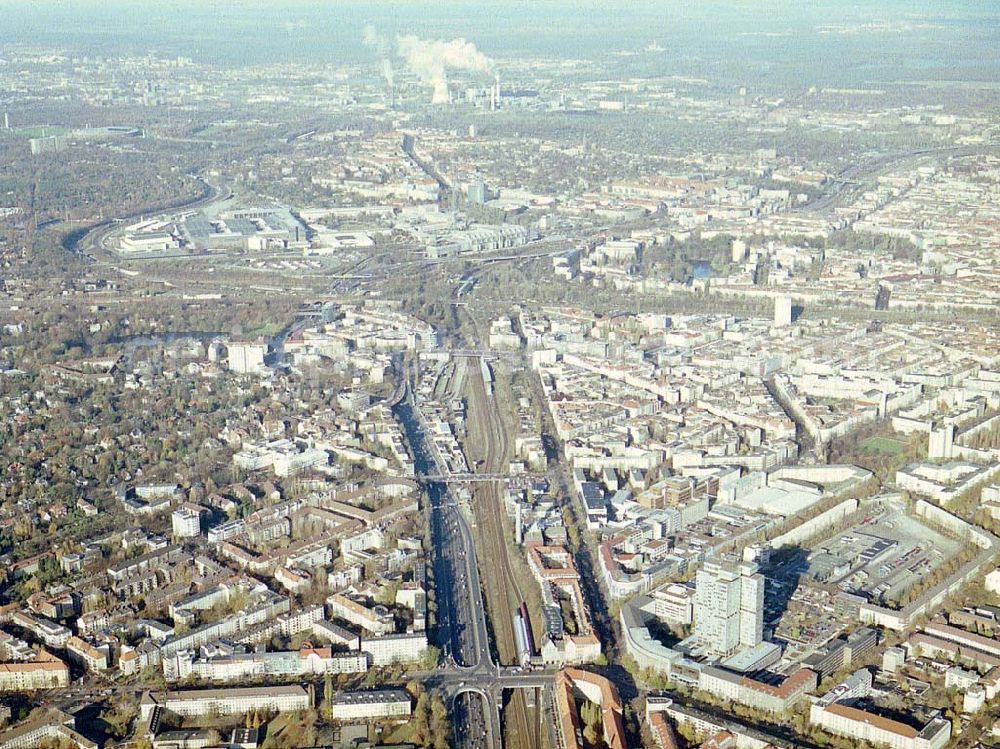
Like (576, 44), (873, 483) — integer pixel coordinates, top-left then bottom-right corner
(14, 125), (72, 138)
(243, 322), (284, 338)
(861, 436), (906, 455)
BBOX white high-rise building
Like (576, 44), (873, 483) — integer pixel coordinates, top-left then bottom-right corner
(928, 424), (955, 459)
(739, 568), (764, 648)
(694, 559), (764, 658)
(171, 505), (203, 538)
(227, 342), (267, 375)
(774, 295), (793, 327)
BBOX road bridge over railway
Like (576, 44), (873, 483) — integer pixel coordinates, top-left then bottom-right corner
(420, 472), (544, 484)
(398, 376), (561, 749)
(446, 349), (522, 360)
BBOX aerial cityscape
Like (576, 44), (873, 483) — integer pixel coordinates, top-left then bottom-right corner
(0, 1), (999, 748)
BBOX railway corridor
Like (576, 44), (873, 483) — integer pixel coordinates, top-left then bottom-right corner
(462, 358), (545, 749)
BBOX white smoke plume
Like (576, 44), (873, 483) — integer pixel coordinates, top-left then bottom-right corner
(395, 34), (491, 104)
(362, 25), (395, 88)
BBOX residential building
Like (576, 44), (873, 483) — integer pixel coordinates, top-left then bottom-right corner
(0, 651), (70, 691)
(9, 612), (71, 649)
(171, 505), (204, 538)
(140, 685), (310, 719)
(164, 646), (367, 682)
(327, 594), (394, 635)
(360, 632), (428, 666)
(65, 637), (109, 672)
(553, 668), (626, 749)
(227, 343), (267, 375)
(808, 668), (950, 749)
(810, 703), (950, 749)
(0, 710), (95, 749)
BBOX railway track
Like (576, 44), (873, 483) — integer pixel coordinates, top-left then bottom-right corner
(463, 359), (541, 749)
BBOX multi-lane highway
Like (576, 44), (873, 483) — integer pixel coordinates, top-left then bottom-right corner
(396, 387), (492, 671)
(393, 385), (508, 748)
(395, 357), (568, 749)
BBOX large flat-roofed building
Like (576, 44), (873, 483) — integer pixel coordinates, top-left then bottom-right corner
(118, 231), (180, 255)
(165, 646), (367, 682)
(895, 461), (1000, 505)
(231, 439), (329, 477)
(653, 583), (695, 626)
(845, 626), (878, 664)
(180, 205), (306, 252)
(360, 632), (428, 666)
(141, 685), (309, 719)
(699, 666), (816, 714)
(637, 475), (718, 511)
(0, 651), (70, 691)
(328, 689), (411, 721)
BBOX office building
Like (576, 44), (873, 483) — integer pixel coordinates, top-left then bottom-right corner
(694, 560), (764, 658)
(653, 584), (695, 626)
(844, 627), (878, 664)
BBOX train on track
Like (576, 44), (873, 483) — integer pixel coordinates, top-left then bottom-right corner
(512, 601), (537, 667)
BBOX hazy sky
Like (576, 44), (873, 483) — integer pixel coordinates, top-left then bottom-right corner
(1, 1), (997, 84)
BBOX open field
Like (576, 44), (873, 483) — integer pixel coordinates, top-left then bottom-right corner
(14, 125), (72, 138)
(862, 436), (907, 455)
